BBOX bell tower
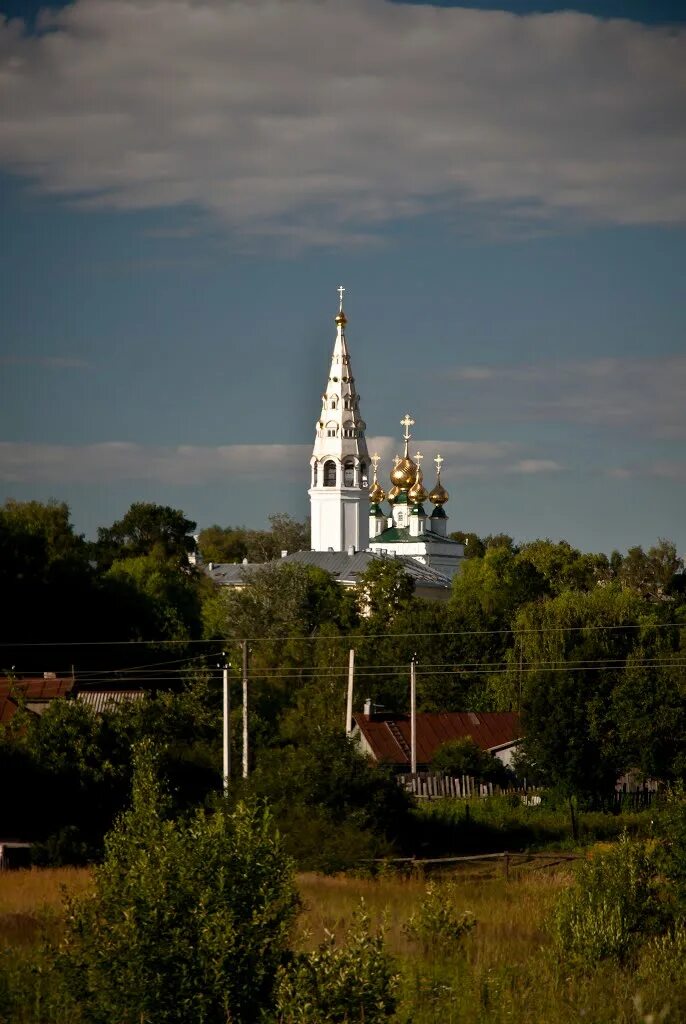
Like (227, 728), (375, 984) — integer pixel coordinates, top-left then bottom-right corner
(309, 287), (370, 552)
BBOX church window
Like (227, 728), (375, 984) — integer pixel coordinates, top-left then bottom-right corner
(344, 398), (350, 410)
(360, 462), (368, 487)
(343, 459), (355, 486)
(330, 397), (338, 409)
(324, 461), (336, 487)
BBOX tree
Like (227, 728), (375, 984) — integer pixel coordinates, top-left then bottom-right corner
(197, 524), (249, 564)
(356, 558), (415, 620)
(449, 531), (486, 558)
(517, 538), (610, 594)
(516, 587), (648, 813)
(431, 737), (509, 783)
(96, 502), (197, 569)
(53, 745), (300, 1024)
(619, 539), (684, 601)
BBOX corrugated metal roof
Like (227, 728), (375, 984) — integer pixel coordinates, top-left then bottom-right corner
(76, 690), (145, 713)
(353, 711), (521, 767)
(208, 551), (450, 589)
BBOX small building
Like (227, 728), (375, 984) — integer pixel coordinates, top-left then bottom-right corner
(0, 674), (74, 725)
(352, 709), (522, 771)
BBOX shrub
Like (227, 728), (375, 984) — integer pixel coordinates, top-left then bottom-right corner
(431, 737), (510, 785)
(274, 904), (399, 1024)
(404, 882), (476, 952)
(552, 833), (663, 965)
(50, 743), (300, 1024)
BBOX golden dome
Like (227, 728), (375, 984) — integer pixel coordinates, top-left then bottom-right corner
(390, 456), (416, 490)
(429, 478), (449, 505)
(369, 479), (385, 504)
(335, 310), (347, 326)
(408, 467), (428, 505)
(387, 483), (401, 503)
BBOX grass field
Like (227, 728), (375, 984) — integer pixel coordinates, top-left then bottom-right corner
(1, 856), (683, 1023)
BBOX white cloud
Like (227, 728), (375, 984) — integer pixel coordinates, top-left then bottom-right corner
(608, 460), (686, 482)
(445, 354), (686, 439)
(0, 437), (560, 486)
(508, 459), (562, 474)
(0, 1), (684, 242)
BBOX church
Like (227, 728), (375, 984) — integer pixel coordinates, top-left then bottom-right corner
(209, 288), (464, 597)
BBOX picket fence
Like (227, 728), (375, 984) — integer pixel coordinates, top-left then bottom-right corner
(397, 772), (536, 801)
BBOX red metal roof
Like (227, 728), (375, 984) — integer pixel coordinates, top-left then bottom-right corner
(0, 677), (74, 725)
(353, 711), (521, 767)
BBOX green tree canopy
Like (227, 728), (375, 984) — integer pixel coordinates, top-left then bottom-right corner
(96, 502), (197, 568)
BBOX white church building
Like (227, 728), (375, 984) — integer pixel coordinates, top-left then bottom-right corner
(308, 287), (463, 582)
(209, 288), (464, 596)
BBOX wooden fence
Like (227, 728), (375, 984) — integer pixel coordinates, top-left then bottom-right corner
(397, 772), (657, 806)
(397, 772), (535, 801)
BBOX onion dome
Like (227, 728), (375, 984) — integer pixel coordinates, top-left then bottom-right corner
(429, 453), (449, 505)
(369, 478), (385, 504)
(390, 456), (416, 489)
(408, 466), (428, 505)
(335, 309), (347, 327)
(387, 483), (401, 503)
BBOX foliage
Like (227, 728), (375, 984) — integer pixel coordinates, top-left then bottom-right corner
(552, 834), (664, 965)
(274, 904), (398, 1024)
(356, 558), (415, 619)
(403, 882), (476, 951)
(197, 514), (309, 565)
(431, 737), (510, 784)
(248, 730), (412, 871)
(51, 744), (300, 1024)
(655, 786), (686, 919)
(95, 501), (197, 569)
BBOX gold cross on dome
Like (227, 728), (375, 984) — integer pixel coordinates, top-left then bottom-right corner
(400, 413), (415, 441)
(337, 284), (345, 311)
(414, 451), (424, 465)
(434, 453), (444, 473)
(371, 452), (381, 476)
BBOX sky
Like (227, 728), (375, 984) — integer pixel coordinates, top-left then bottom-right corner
(0, 0), (685, 555)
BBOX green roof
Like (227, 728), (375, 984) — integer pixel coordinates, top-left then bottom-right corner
(370, 525), (464, 547)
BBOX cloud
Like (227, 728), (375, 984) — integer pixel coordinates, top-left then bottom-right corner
(508, 459), (562, 474)
(0, 437), (560, 486)
(0, 442), (310, 486)
(0, 1), (684, 243)
(0, 355), (91, 369)
(608, 460), (686, 482)
(445, 354), (686, 439)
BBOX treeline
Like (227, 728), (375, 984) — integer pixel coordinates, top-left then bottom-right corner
(1, 498), (685, 866)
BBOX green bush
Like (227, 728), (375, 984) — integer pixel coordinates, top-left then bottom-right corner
(552, 834), (664, 965)
(404, 882), (476, 952)
(274, 904), (398, 1024)
(50, 743), (300, 1024)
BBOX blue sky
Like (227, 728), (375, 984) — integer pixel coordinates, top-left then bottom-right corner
(1, 0), (685, 554)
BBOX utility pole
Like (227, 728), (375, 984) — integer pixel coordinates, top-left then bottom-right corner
(345, 648), (355, 735)
(242, 640), (249, 779)
(410, 655), (417, 775)
(217, 654), (231, 797)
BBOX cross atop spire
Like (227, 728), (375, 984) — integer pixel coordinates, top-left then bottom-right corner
(337, 284), (345, 311)
(434, 453), (444, 474)
(371, 452), (381, 476)
(400, 413), (415, 441)
(414, 451), (424, 466)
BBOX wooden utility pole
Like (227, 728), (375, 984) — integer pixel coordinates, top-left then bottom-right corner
(242, 640), (249, 779)
(410, 656), (417, 774)
(345, 648), (355, 735)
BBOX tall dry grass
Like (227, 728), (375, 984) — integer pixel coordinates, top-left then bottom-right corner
(0, 867), (92, 948)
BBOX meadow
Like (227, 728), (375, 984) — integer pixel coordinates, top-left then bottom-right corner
(2, 855), (684, 1024)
